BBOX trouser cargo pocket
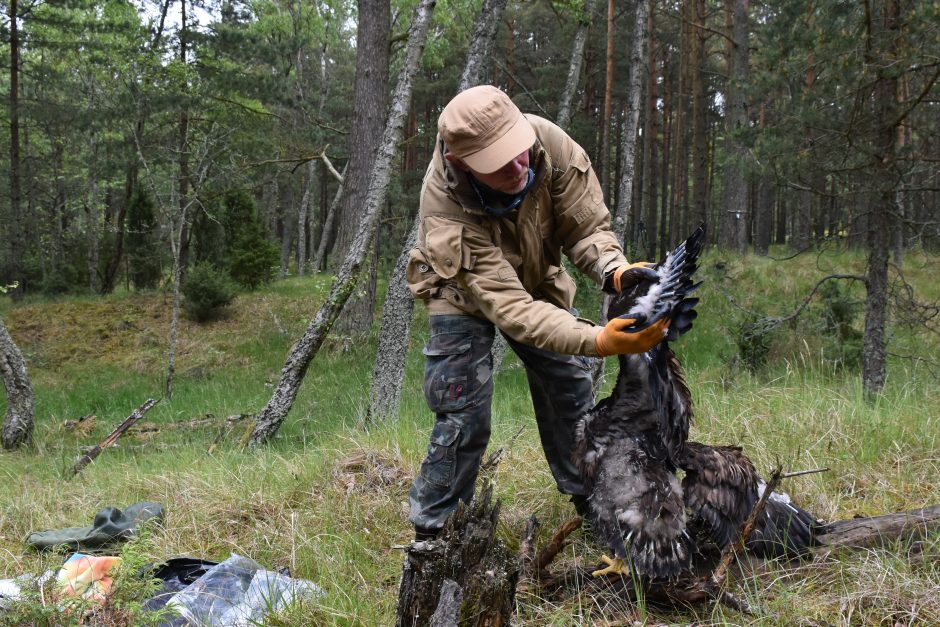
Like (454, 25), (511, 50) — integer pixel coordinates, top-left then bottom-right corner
(419, 421), (461, 488)
(423, 332), (473, 412)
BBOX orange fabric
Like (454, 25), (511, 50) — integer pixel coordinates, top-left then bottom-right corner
(56, 553), (121, 604)
(595, 317), (670, 357)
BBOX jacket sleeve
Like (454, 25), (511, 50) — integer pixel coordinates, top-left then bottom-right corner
(421, 214), (603, 356)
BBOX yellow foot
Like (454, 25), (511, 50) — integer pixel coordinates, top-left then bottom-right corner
(591, 554), (630, 577)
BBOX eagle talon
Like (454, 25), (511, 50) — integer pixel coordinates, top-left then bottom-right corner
(591, 554), (630, 577)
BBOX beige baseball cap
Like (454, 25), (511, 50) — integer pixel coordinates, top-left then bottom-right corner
(438, 85), (536, 174)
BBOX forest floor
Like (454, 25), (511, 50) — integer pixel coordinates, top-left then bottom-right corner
(1, 247), (939, 625)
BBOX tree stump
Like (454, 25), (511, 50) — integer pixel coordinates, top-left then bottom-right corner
(396, 482), (518, 626)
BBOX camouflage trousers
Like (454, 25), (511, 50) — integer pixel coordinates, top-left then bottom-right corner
(409, 314), (596, 534)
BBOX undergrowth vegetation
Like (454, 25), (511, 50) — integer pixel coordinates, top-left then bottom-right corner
(1, 245), (939, 625)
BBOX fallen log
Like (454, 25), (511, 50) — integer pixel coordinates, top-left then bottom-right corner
(814, 504), (940, 551)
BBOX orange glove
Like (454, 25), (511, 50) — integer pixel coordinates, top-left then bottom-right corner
(613, 261), (656, 293)
(595, 316), (670, 357)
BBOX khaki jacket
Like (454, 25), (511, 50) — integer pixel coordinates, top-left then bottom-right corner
(406, 115), (627, 356)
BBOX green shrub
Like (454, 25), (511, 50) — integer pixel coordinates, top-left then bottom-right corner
(182, 262), (238, 322)
(220, 189), (279, 290)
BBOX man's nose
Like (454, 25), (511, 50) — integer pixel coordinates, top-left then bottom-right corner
(502, 157), (524, 175)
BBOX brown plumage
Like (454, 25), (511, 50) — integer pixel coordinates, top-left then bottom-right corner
(575, 225), (822, 580)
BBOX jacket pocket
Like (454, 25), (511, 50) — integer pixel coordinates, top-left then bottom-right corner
(420, 421), (461, 488)
(423, 332), (472, 412)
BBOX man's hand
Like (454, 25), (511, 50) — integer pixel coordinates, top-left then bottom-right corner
(613, 261), (657, 293)
(595, 316), (669, 357)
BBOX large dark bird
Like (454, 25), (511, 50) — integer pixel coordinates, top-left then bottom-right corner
(574, 225), (822, 580)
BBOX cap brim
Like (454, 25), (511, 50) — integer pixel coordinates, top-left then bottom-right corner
(462, 114), (536, 174)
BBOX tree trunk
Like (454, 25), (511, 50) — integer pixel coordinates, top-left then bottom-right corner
(86, 140), (102, 294)
(642, 4), (659, 259)
(753, 103), (773, 255)
(719, 0), (750, 254)
(7, 0), (24, 300)
(297, 161), (316, 277)
(312, 166), (346, 273)
(458, 0), (508, 89)
(248, 0), (437, 446)
(367, 0), (509, 423)
(599, 0), (615, 202)
(0, 317), (33, 450)
(176, 0), (192, 283)
(862, 0), (900, 395)
(610, 0), (650, 244)
(333, 0), (391, 335)
(690, 0), (708, 230)
(278, 185), (295, 279)
(556, 0), (598, 130)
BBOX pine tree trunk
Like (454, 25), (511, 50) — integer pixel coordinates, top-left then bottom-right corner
(248, 0), (437, 446)
(862, 0), (900, 395)
(643, 5), (659, 259)
(0, 317), (33, 450)
(8, 0), (24, 301)
(333, 0), (391, 335)
(556, 0), (597, 130)
(690, 0), (708, 230)
(719, 0), (750, 253)
(367, 0), (508, 423)
(279, 185), (295, 279)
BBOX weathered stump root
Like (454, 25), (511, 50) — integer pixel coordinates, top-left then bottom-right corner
(396, 481), (518, 626)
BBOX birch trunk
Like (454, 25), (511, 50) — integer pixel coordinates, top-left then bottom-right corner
(556, 0), (597, 130)
(297, 161), (315, 277)
(248, 0), (437, 446)
(610, 0), (651, 245)
(0, 316), (33, 449)
(597, 0), (650, 396)
(599, 0), (615, 201)
(367, 0), (508, 423)
(312, 166), (346, 273)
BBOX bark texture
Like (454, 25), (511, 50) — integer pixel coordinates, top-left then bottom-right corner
(719, 0), (750, 253)
(0, 317), (34, 449)
(333, 0), (391, 334)
(396, 482), (517, 626)
(368, 0), (508, 423)
(556, 0), (598, 130)
(248, 0), (437, 446)
(610, 0), (651, 246)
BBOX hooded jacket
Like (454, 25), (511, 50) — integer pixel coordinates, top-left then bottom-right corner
(406, 115), (628, 356)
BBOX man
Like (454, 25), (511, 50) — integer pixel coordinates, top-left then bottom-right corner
(406, 85), (667, 540)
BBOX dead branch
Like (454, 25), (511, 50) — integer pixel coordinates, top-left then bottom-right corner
(536, 516), (583, 572)
(70, 398), (159, 478)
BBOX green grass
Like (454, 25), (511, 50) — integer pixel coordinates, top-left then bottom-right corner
(1, 247), (939, 625)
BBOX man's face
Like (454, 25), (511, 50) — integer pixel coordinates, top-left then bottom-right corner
(449, 150), (531, 194)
